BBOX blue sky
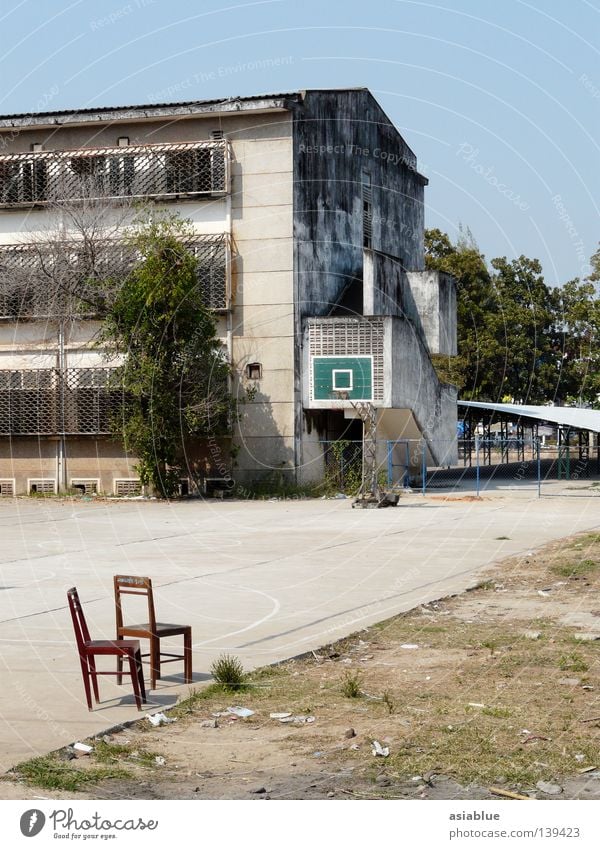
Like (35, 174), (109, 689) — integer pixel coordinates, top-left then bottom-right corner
(1, 0), (598, 284)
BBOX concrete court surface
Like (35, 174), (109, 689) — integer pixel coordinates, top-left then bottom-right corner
(0, 483), (599, 773)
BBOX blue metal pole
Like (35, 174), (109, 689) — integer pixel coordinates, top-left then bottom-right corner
(475, 435), (480, 497)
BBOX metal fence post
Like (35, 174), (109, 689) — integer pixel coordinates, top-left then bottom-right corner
(421, 441), (426, 496)
(475, 435), (480, 497)
(387, 440), (393, 487)
(537, 438), (541, 499)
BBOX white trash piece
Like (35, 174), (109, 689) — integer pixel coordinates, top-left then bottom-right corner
(226, 706), (255, 718)
(400, 644), (419, 650)
(371, 740), (390, 757)
(147, 712), (175, 727)
(270, 712), (292, 720)
(73, 742), (93, 756)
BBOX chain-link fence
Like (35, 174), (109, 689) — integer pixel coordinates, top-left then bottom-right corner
(319, 436), (600, 498)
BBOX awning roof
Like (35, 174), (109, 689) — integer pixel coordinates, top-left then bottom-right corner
(458, 400), (600, 433)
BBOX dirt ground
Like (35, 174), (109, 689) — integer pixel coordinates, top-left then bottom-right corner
(3, 529), (600, 801)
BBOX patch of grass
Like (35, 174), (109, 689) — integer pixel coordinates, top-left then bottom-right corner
(13, 754), (130, 792)
(551, 559), (599, 579)
(210, 654), (247, 691)
(341, 671), (362, 698)
(481, 706), (511, 718)
(382, 690), (396, 714)
(92, 741), (160, 768)
(558, 652), (589, 672)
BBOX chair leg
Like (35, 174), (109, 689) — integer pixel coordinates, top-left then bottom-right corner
(135, 649), (147, 702)
(116, 652), (123, 685)
(78, 655), (93, 711)
(150, 636), (160, 690)
(87, 655), (100, 703)
(184, 629), (192, 684)
(127, 652), (143, 711)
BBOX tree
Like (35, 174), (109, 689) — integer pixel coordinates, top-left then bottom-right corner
(425, 227), (500, 399)
(101, 213), (233, 497)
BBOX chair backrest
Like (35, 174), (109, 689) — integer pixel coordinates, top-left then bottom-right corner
(114, 575), (156, 632)
(67, 587), (92, 652)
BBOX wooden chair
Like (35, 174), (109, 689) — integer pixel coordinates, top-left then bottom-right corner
(67, 587), (147, 711)
(114, 575), (192, 690)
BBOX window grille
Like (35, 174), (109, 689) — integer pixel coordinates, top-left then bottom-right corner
(0, 367), (120, 435)
(0, 140), (228, 206)
(0, 234), (230, 318)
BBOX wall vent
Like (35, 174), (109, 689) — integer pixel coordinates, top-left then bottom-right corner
(28, 478), (56, 494)
(0, 478), (15, 496)
(114, 478), (141, 496)
(71, 478), (99, 495)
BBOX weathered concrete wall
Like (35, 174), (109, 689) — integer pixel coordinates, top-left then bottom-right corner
(385, 315), (457, 464)
(229, 117), (296, 485)
(293, 89), (426, 321)
(405, 270), (457, 356)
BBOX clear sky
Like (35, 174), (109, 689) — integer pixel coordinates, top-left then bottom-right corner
(1, 0), (598, 284)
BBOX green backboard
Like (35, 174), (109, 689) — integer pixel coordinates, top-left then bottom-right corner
(312, 356), (373, 401)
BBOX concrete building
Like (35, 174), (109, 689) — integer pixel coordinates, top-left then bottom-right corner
(0, 88), (456, 495)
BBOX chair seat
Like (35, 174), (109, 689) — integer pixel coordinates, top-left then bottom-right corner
(86, 639), (141, 653)
(118, 623), (191, 637)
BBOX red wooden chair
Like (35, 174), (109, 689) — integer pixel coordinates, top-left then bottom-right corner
(67, 587), (147, 711)
(114, 575), (192, 690)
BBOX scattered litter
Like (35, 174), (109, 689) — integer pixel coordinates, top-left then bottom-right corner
(536, 781), (562, 795)
(154, 756), (166, 767)
(200, 719), (218, 728)
(524, 630), (541, 640)
(147, 712), (175, 727)
(279, 715), (315, 724)
(574, 633), (600, 642)
(523, 735), (551, 744)
(537, 590), (550, 597)
(375, 773), (392, 786)
(226, 706), (255, 718)
(73, 742), (93, 756)
(558, 678), (581, 687)
(252, 786), (267, 794)
(575, 754), (585, 762)
(582, 685), (595, 691)
(334, 493), (347, 499)
(270, 712), (292, 720)
(489, 787), (530, 800)
(468, 702), (485, 708)
(350, 743), (360, 750)
(579, 766), (598, 774)
(400, 644), (419, 650)
(520, 729), (531, 736)
(371, 740), (390, 757)
(313, 751), (325, 758)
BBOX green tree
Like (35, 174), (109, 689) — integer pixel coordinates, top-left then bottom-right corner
(489, 255), (557, 403)
(425, 229), (562, 403)
(101, 213), (233, 497)
(425, 227), (500, 399)
(553, 277), (600, 405)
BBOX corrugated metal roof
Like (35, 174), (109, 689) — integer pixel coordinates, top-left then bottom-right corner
(0, 92), (302, 121)
(459, 400), (600, 432)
